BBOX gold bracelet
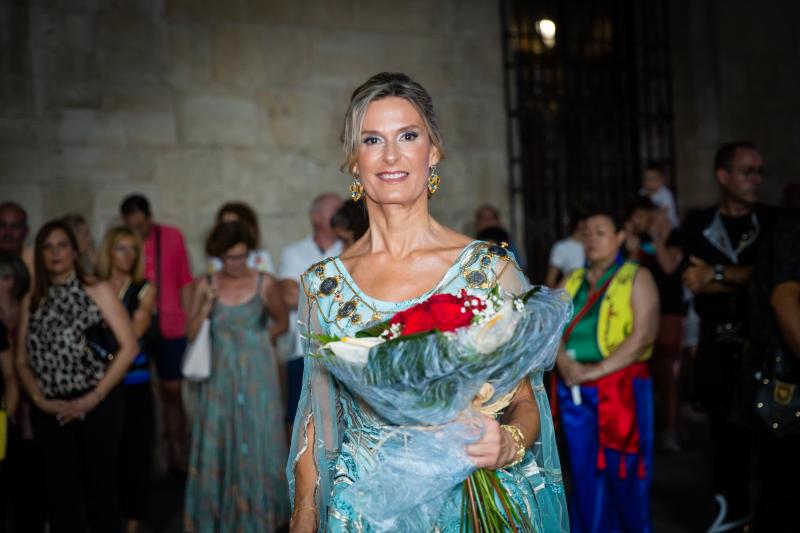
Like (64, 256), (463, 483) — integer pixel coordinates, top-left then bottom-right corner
(501, 424), (526, 467)
(290, 505), (319, 525)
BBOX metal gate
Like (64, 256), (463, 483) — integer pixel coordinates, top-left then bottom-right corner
(500, 0), (675, 282)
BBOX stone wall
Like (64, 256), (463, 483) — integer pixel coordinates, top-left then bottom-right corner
(0, 0), (509, 273)
(670, 0), (800, 211)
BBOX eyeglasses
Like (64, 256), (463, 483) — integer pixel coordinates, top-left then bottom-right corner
(222, 252), (248, 263)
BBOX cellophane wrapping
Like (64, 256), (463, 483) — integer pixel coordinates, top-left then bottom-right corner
(314, 287), (572, 531)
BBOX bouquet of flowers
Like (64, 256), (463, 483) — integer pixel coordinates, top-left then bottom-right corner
(311, 285), (571, 532)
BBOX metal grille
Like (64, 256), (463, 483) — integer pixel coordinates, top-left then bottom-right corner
(500, 0), (675, 282)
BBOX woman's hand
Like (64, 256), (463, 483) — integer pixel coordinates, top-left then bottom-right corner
(289, 507), (318, 533)
(55, 390), (102, 425)
(37, 398), (70, 417)
(558, 356), (589, 387)
(200, 278), (217, 315)
(465, 414), (517, 469)
(578, 362), (605, 383)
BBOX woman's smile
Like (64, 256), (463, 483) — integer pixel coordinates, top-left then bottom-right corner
(376, 170), (409, 182)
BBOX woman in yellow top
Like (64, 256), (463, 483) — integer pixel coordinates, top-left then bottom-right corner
(555, 206), (659, 533)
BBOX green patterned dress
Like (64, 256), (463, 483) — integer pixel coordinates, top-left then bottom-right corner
(185, 275), (290, 532)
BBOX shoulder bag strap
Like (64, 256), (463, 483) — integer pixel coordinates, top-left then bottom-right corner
(562, 269), (618, 343)
(155, 225), (162, 311)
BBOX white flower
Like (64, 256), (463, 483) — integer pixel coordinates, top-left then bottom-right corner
(463, 300), (522, 354)
(323, 337), (385, 366)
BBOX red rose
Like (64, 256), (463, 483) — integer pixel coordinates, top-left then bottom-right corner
(388, 291), (485, 336)
(427, 293), (475, 332)
(400, 309), (437, 335)
(389, 303), (436, 335)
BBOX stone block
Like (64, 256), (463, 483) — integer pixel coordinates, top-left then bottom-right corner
(163, 21), (212, 87)
(303, 0), (443, 34)
(0, 146), (47, 183)
(104, 0), (167, 19)
(260, 88), (343, 153)
(166, 0), (245, 20)
(49, 146), (157, 183)
(102, 83), (175, 114)
(154, 148), (220, 215)
(305, 30), (400, 86)
(124, 112), (177, 146)
(0, 118), (48, 144)
(218, 148), (337, 216)
(45, 80), (102, 108)
(95, 11), (161, 52)
(56, 109), (126, 145)
(99, 46), (163, 84)
(209, 23), (311, 88)
(179, 94), (260, 146)
(241, 0), (306, 24)
(0, 76), (36, 118)
(42, 182), (95, 222)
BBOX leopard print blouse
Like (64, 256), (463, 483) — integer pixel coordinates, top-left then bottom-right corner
(27, 275), (106, 398)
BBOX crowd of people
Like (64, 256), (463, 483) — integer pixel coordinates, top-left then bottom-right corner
(0, 71), (797, 533)
(0, 191), (370, 532)
(546, 145), (799, 533)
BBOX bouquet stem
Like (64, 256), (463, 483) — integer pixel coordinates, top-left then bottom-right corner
(460, 468), (532, 533)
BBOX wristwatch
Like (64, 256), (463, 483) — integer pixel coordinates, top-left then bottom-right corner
(713, 264), (725, 282)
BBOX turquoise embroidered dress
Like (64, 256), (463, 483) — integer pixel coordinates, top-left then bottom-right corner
(185, 275), (290, 532)
(286, 241), (569, 532)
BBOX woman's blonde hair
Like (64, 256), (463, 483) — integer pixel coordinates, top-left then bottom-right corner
(96, 225), (144, 282)
(340, 72), (445, 175)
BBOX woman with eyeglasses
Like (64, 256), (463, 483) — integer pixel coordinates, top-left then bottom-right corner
(15, 219), (137, 532)
(97, 225), (157, 533)
(184, 221), (290, 531)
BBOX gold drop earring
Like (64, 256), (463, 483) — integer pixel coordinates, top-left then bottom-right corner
(427, 165), (441, 196)
(349, 174), (364, 202)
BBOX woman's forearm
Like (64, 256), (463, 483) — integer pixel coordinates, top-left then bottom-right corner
(293, 415), (319, 508)
(499, 379), (540, 449)
(590, 335), (651, 378)
(185, 303), (211, 342)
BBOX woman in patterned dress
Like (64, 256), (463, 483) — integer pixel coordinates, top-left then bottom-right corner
(184, 221), (290, 532)
(287, 72), (568, 532)
(15, 219), (138, 532)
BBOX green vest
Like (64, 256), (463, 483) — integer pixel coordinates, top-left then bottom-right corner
(564, 261), (653, 361)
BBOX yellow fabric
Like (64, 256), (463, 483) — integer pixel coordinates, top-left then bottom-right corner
(0, 410), (6, 461)
(564, 261), (652, 361)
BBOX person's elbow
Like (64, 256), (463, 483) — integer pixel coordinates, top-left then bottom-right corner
(770, 281), (800, 315)
(117, 333), (139, 365)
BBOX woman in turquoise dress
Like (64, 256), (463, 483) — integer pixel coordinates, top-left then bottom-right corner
(185, 221), (290, 532)
(287, 72), (569, 532)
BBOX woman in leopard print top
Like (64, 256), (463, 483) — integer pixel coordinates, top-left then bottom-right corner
(15, 219), (137, 532)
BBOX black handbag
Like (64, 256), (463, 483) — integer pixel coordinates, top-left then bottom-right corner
(752, 347), (800, 437)
(83, 320), (119, 364)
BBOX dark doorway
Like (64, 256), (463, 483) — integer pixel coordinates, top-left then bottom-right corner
(500, 0), (675, 281)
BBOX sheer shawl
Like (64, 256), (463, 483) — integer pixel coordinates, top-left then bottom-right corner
(286, 251), (570, 532)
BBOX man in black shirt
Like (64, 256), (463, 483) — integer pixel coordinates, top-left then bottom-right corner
(682, 141), (780, 532)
